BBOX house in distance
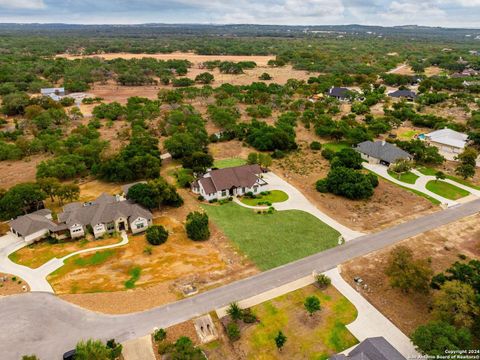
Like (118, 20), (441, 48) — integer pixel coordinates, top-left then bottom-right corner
(355, 140), (412, 166)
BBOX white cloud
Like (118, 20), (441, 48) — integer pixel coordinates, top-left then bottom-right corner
(0, 0), (45, 9)
(379, 0), (447, 25)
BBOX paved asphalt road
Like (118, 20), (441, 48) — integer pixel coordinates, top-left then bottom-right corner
(2, 199), (480, 360)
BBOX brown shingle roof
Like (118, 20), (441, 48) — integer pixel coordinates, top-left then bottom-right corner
(203, 164), (263, 193)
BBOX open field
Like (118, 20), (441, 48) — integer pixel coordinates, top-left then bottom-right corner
(202, 202), (340, 270)
(205, 284), (358, 360)
(214, 157), (247, 169)
(57, 52), (276, 65)
(8, 234), (122, 269)
(425, 179), (470, 200)
(240, 190), (289, 206)
(341, 213), (480, 336)
(0, 273), (29, 295)
(0, 154), (51, 189)
(272, 143), (438, 232)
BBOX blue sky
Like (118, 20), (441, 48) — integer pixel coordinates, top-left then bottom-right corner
(0, 0), (479, 28)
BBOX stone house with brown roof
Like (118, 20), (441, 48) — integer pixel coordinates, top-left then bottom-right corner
(192, 164), (267, 201)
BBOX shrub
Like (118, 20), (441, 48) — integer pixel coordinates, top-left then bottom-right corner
(157, 341), (174, 355)
(272, 149), (286, 159)
(227, 302), (243, 321)
(146, 225), (169, 246)
(241, 308), (257, 323)
(259, 72), (272, 80)
(321, 148), (335, 160)
(153, 328), (167, 342)
(315, 179), (328, 193)
(310, 141), (322, 150)
(226, 322), (241, 341)
(315, 274), (331, 289)
(185, 211), (210, 241)
(197, 195), (205, 201)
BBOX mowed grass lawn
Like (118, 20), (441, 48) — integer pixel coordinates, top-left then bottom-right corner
(323, 141), (350, 153)
(214, 158), (247, 169)
(240, 190), (289, 206)
(426, 180), (470, 200)
(216, 285), (358, 359)
(387, 170), (419, 184)
(202, 203), (340, 270)
(419, 166), (480, 190)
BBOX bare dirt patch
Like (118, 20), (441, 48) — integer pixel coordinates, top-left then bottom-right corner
(58, 52), (275, 66)
(272, 141), (437, 232)
(0, 273), (29, 295)
(208, 141), (253, 162)
(0, 154), (50, 189)
(341, 213), (480, 335)
(425, 66), (443, 77)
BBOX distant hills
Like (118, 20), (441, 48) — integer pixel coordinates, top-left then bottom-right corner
(0, 23), (478, 41)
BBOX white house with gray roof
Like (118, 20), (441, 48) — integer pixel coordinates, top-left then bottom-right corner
(9, 209), (68, 244)
(355, 140), (412, 166)
(58, 193), (153, 238)
(424, 128), (469, 160)
(10, 192), (153, 243)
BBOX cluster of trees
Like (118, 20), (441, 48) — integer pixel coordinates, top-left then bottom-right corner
(185, 211), (210, 241)
(316, 148), (379, 200)
(96, 128), (161, 182)
(0, 179), (80, 220)
(455, 147), (478, 179)
(384, 246), (480, 355)
(126, 177), (183, 210)
(393, 139), (444, 165)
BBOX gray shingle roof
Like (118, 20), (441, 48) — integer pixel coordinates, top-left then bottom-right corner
(356, 141), (411, 164)
(9, 213), (57, 237)
(328, 87), (350, 98)
(388, 90), (417, 99)
(329, 337), (406, 360)
(58, 194), (152, 228)
(349, 337), (406, 360)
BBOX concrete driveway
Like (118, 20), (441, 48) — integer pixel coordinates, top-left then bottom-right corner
(262, 172), (364, 240)
(326, 267), (419, 358)
(0, 231), (129, 293)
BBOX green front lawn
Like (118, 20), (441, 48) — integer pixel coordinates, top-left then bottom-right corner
(214, 158), (247, 169)
(387, 170), (419, 184)
(426, 180), (470, 200)
(419, 167), (480, 190)
(240, 190), (289, 206)
(399, 130), (420, 140)
(323, 141), (350, 153)
(202, 203), (340, 270)
(245, 285), (358, 359)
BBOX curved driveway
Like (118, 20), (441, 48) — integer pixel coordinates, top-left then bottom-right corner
(2, 199), (480, 360)
(0, 232), (128, 292)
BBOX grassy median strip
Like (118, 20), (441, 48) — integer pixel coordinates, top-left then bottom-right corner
(202, 202), (340, 270)
(425, 180), (470, 200)
(387, 170), (419, 184)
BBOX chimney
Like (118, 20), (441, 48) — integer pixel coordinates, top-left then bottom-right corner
(382, 140), (386, 146)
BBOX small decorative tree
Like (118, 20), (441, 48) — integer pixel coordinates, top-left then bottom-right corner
(274, 331), (287, 351)
(227, 302), (243, 321)
(153, 328), (167, 342)
(390, 159), (412, 179)
(435, 171), (446, 182)
(146, 225), (169, 246)
(304, 295), (321, 317)
(315, 274), (331, 289)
